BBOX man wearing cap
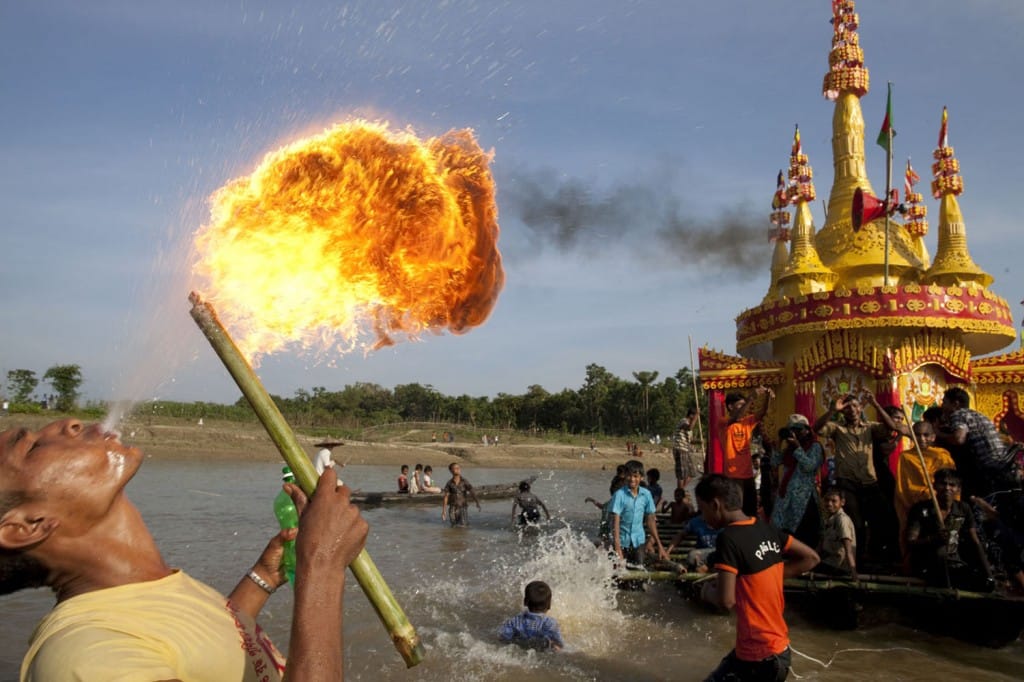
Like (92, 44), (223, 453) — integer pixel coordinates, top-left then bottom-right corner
(313, 439), (344, 477)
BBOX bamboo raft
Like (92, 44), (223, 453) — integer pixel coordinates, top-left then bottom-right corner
(610, 514), (1024, 647)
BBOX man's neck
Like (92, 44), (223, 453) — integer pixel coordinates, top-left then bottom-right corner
(47, 497), (171, 603)
(722, 509), (749, 525)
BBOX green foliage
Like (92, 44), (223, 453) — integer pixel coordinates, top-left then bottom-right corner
(43, 364), (83, 412)
(8, 401), (43, 414)
(6, 369), (38, 403)
(6, 363), (702, 440)
(267, 366), (703, 438)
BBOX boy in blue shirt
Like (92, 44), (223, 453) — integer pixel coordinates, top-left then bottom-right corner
(611, 461), (668, 566)
(499, 581), (564, 651)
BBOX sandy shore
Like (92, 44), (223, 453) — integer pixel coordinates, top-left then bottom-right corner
(5, 413), (675, 472)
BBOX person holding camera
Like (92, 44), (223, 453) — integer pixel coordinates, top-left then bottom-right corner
(769, 415), (823, 548)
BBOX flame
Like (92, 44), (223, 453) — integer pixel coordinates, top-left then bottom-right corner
(193, 120), (504, 363)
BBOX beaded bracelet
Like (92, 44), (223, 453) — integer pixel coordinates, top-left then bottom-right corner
(247, 569), (277, 594)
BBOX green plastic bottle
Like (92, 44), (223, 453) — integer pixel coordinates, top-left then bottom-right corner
(273, 466), (299, 585)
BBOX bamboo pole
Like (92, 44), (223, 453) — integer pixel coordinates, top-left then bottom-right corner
(188, 292), (424, 668)
(899, 404), (944, 523)
(688, 335), (706, 455)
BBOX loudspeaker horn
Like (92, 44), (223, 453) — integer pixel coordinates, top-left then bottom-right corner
(851, 188), (889, 232)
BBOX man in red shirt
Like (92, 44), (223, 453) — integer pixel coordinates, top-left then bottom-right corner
(720, 387), (774, 517)
(697, 474), (819, 681)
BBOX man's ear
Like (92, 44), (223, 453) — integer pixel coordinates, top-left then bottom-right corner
(0, 509), (59, 550)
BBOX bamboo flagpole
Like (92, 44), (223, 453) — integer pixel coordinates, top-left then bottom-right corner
(688, 335), (706, 455)
(878, 81), (895, 287)
(188, 292), (424, 667)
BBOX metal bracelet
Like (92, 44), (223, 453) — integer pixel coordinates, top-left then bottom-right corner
(247, 569), (277, 594)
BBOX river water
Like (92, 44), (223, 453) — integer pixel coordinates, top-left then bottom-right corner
(2, 461), (1022, 681)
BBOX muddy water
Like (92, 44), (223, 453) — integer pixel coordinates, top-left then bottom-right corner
(1, 462), (1021, 681)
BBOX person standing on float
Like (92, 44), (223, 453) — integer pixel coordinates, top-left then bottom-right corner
(719, 387), (774, 518)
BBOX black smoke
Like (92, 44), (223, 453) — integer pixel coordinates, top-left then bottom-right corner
(502, 167), (769, 278)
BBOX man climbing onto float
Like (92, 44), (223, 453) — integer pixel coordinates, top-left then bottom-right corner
(938, 386), (1018, 498)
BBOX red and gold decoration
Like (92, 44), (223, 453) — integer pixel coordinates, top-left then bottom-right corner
(786, 125), (816, 203)
(925, 107), (992, 288)
(776, 125), (836, 297)
(770, 169), (791, 237)
(823, 0), (869, 100)
(902, 159), (928, 238)
(931, 107), (963, 199)
(699, 1), (1020, 440)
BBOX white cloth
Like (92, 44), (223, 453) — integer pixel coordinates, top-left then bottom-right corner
(315, 448), (335, 475)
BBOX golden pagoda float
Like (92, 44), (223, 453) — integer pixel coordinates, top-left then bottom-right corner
(701, 0), (1021, 472)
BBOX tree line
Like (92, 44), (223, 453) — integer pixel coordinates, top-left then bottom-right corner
(4, 363), (703, 439)
(3, 365), (83, 412)
(148, 364), (702, 438)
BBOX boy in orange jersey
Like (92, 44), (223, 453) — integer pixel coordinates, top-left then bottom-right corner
(697, 474), (819, 682)
(720, 387), (774, 517)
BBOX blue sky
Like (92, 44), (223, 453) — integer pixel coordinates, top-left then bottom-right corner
(2, 1), (1022, 406)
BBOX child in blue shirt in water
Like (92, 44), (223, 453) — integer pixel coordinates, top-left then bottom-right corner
(499, 581), (564, 651)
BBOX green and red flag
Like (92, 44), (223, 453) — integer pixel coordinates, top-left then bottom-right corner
(876, 82), (895, 152)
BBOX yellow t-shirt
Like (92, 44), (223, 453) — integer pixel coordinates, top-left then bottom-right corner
(22, 571), (285, 682)
(894, 445), (957, 529)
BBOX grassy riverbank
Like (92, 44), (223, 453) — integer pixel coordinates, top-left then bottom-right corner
(4, 412), (676, 472)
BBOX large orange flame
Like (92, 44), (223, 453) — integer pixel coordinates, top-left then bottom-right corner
(193, 120), (504, 363)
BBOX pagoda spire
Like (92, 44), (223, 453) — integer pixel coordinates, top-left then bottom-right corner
(764, 170), (792, 303)
(777, 126), (836, 297)
(926, 107), (992, 287)
(813, 0), (922, 286)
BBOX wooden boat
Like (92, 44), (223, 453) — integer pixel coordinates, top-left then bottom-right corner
(352, 476), (535, 508)
(646, 514), (1024, 647)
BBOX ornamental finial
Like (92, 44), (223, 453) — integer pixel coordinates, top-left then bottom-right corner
(931, 107), (963, 198)
(786, 125), (816, 204)
(823, 0), (869, 100)
(770, 169), (791, 241)
(902, 158), (928, 238)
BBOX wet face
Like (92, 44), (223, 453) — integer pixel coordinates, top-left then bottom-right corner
(450, 464), (461, 477)
(823, 493), (843, 515)
(0, 420), (141, 531)
(843, 398), (862, 423)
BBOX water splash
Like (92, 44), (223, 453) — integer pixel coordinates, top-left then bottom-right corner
(101, 399), (133, 432)
(417, 524), (632, 678)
